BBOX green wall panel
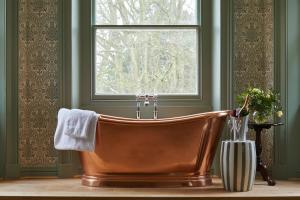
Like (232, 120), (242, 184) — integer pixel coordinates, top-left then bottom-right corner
(5, 0), (20, 178)
(287, 0), (300, 178)
(273, 0), (288, 179)
(274, 0), (300, 179)
(0, 0), (6, 179)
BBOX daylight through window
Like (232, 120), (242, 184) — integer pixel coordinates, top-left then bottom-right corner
(93, 0), (199, 95)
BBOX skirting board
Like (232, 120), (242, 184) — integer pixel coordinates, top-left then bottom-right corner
(5, 164), (20, 179)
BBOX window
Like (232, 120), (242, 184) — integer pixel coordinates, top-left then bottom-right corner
(92, 0), (200, 95)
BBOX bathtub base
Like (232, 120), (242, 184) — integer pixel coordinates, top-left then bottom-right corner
(81, 174), (212, 187)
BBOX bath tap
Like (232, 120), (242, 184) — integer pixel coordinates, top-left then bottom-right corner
(136, 94), (158, 119)
(136, 101), (141, 119)
(153, 98), (158, 120)
(144, 95), (150, 107)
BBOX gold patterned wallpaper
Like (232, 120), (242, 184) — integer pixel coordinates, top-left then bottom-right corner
(233, 0), (274, 167)
(18, 0), (60, 168)
(17, 0), (275, 168)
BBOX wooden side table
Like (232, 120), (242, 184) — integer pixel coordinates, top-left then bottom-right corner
(248, 122), (283, 186)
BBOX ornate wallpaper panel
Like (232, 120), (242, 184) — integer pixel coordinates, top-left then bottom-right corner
(18, 0), (60, 168)
(233, 0), (274, 167)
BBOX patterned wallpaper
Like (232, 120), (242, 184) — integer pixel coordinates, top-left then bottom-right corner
(17, 0), (274, 169)
(233, 0), (274, 166)
(18, 0), (60, 168)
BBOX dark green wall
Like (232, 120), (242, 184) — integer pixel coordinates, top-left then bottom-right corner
(287, 0), (300, 178)
(1, 0), (19, 178)
(0, 0), (19, 179)
(0, 0), (6, 179)
(274, 0), (300, 179)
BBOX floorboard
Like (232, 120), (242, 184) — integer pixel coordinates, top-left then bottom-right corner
(0, 178), (300, 200)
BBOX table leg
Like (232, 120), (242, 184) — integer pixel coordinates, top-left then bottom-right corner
(257, 162), (276, 186)
(255, 127), (276, 186)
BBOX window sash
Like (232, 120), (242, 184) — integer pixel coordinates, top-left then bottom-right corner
(91, 26), (201, 99)
(92, 0), (201, 26)
(91, 0), (202, 100)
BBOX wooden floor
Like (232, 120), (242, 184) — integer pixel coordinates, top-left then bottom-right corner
(0, 178), (300, 200)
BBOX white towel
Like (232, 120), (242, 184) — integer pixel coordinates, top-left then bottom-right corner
(64, 109), (99, 139)
(54, 108), (100, 152)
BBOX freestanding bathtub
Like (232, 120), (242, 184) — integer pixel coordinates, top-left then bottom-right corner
(80, 110), (229, 187)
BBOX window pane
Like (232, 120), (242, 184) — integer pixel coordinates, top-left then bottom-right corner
(94, 0), (197, 25)
(95, 29), (198, 95)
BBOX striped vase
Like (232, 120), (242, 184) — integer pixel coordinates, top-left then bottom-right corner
(220, 140), (256, 192)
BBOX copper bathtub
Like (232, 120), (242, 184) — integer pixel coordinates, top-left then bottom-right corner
(80, 111), (229, 187)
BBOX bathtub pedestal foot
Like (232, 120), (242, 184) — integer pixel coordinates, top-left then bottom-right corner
(81, 174), (212, 188)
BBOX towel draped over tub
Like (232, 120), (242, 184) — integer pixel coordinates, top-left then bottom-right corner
(54, 108), (100, 152)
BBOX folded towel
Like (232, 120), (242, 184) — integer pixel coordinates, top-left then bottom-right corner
(54, 108), (100, 152)
(65, 109), (99, 139)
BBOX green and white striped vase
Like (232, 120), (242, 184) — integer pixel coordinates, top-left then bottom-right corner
(220, 140), (256, 192)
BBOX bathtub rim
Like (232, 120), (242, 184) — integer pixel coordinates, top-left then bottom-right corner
(99, 110), (230, 125)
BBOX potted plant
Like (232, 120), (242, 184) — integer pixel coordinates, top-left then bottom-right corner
(236, 87), (283, 124)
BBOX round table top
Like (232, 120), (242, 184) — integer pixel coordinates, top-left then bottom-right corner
(248, 122), (283, 129)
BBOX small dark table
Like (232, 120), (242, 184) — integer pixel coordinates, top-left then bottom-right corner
(248, 122), (283, 186)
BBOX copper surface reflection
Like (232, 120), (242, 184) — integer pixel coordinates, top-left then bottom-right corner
(80, 111), (229, 187)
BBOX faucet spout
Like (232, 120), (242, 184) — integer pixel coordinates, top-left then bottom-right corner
(144, 95), (150, 106)
(136, 94), (158, 119)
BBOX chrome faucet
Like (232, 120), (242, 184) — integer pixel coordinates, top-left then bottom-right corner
(136, 94), (158, 119)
